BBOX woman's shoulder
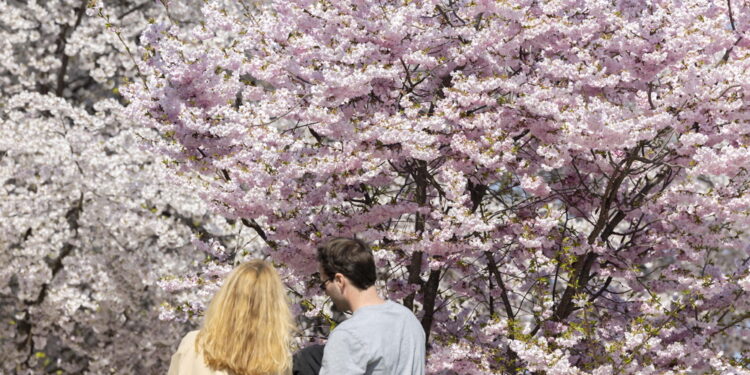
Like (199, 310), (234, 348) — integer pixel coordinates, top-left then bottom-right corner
(176, 330), (201, 353)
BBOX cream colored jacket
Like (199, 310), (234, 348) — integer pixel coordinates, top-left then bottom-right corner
(167, 331), (229, 375)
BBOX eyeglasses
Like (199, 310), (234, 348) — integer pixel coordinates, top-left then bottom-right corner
(315, 272), (331, 291)
(319, 278), (330, 291)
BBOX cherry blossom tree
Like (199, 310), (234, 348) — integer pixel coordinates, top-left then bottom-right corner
(126, 0), (750, 373)
(0, 1), (257, 373)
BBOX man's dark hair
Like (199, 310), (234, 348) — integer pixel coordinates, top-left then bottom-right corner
(317, 237), (377, 290)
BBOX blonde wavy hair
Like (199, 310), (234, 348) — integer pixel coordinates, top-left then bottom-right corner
(196, 260), (295, 375)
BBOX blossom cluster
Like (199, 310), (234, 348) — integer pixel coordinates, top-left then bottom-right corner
(125, 0), (750, 372)
(0, 1), (258, 373)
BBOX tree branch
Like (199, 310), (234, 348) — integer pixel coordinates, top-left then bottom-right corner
(420, 269), (441, 344)
(241, 218), (277, 249)
(55, 1), (87, 97)
(404, 160), (430, 310)
(485, 252), (515, 321)
(19, 192), (84, 366)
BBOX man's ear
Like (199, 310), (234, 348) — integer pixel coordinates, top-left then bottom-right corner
(334, 273), (346, 287)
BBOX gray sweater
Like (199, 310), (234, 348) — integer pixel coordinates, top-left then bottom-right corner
(319, 301), (426, 375)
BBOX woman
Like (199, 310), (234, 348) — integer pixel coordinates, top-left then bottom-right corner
(168, 260), (295, 375)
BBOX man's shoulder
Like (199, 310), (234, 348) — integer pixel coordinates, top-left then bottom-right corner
(384, 300), (415, 314)
(350, 300), (411, 317)
(344, 301), (423, 331)
(384, 301), (425, 338)
(384, 300), (421, 321)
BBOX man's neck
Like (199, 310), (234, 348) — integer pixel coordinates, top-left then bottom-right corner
(348, 287), (386, 313)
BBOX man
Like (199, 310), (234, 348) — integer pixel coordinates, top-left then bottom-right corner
(295, 237), (425, 375)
